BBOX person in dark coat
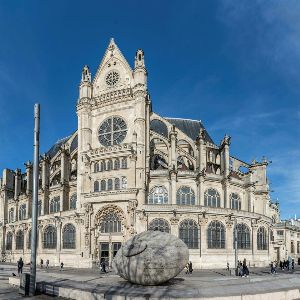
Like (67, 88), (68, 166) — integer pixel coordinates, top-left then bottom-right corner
(188, 261), (193, 274)
(17, 257), (24, 276)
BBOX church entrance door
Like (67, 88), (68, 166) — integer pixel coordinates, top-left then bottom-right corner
(99, 242), (122, 268)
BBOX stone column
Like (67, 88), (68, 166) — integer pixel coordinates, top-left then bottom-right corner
(25, 161), (33, 195)
(169, 211), (179, 237)
(170, 171), (177, 205)
(41, 154), (50, 190)
(199, 215), (208, 256)
(226, 218), (234, 253)
(252, 223), (258, 259)
(56, 219), (62, 263)
(14, 169), (21, 200)
(199, 177), (204, 206)
(169, 127), (177, 169)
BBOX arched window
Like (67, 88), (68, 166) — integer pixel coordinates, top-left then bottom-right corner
(122, 177), (127, 189)
(176, 186), (195, 205)
(257, 227), (268, 250)
(179, 219), (199, 249)
(101, 180), (106, 191)
(19, 204), (26, 220)
(148, 186), (168, 204)
(6, 232), (13, 250)
(115, 178), (120, 190)
(38, 200), (42, 216)
(204, 189), (220, 207)
(94, 181), (100, 192)
(63, 224), (76, 249)
(207, 221), (225, 249)
(8, 208), (14, 223)
(49, 197), (60, 213)
(70, 193), (77, 210)
(114, 159), (120, 170)
(121, 157), (127, 169)
(107, 179), (113, 190)
(100, 212), (121, 233)
(94, 162), (99, 173)
(43, 225), (57, 249)
(230, 193), (241, 210)
(107, 160), (113, 171)
(148, 218), (170, 233)
(100, 161), (105, 172)
(16, 230), (24, 250)
(234, 223), (251, 249)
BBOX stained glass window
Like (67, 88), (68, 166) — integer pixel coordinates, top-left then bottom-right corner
(148, 186), (168, 204)
(100, 212), (121, 233)
(43, 225), (57, 249)
(257, 227), (268, 250)
(148, 219), (170, 233)
(63, 224), (76, 249)
(207, 221), (225, 249)
(98, 117), (127, 146)
(204, 189), (221, 207)
(176, 186), (195, 205)
(179, 219), (199, 249)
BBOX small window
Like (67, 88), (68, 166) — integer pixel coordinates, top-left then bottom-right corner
(108, 179), (113, 191)
(16, 230), (24, 250)
(121, 158), (127, 169)
(101, 180), (106, 191)
(230, 193), (241, 210)
(94, 181), (100, 192)
(70, 193), (77, 210)
(63, 224), (76, 249)
(122, 177), (127, 189)
(100, 161), (105, 172)
(114, 159), (120, 170)
(107, 160), (113, 171)
(115, 178), (120, 190)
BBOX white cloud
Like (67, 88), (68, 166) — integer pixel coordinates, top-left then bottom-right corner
(218, 0), (300, 86)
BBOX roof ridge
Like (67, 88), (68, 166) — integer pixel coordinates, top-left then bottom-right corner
(164, 117), (202, 123)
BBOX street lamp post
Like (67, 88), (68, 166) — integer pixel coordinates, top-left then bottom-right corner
(29, 104), (40, 296)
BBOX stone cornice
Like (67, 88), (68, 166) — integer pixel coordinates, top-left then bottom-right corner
(84, 188), (138, 198)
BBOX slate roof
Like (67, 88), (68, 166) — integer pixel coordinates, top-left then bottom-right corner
(46, 136), (71, 159)
(165, 118), (214, 144)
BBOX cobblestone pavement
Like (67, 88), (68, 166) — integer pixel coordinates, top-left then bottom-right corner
(1, 263), (300, 299)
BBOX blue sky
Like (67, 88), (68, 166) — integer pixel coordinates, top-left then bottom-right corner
(0, 1), (299, 219)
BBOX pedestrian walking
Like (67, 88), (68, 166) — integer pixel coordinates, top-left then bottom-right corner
(100, 258), (107, 273)
(227, 262), (229, 271)
(46, 259), (49, 269)
(17, 257), (24, 276)
(188, 261), (193, 274)
(60, 262), (64, 271)
(40, 258), (43, 268)
(271, 261), (276, 274)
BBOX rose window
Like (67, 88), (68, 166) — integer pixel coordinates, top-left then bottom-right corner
(106, 71), (120, 87)
(98, 116), (127, 146)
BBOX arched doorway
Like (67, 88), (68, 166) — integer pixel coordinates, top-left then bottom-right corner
(94, 205), (126, 268)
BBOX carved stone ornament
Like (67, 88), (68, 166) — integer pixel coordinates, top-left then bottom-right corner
(94, 204), (126, 228)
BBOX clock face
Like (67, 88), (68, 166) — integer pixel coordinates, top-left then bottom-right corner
(105, 71), (120, 87)
(98, 116), (127, 146)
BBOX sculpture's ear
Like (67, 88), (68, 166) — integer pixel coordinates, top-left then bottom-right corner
(124, 241), (147, 257)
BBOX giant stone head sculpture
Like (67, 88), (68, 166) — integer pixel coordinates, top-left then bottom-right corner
(112, 231), (189, 285)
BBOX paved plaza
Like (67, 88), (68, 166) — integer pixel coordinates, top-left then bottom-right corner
(1, 263), (300, 299)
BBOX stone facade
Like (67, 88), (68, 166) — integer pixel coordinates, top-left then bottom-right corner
(271, 219), (300, 264)
(0, 39), (284, 268)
